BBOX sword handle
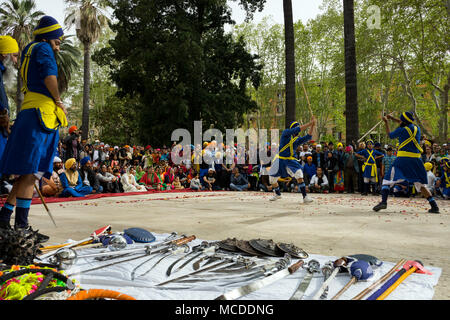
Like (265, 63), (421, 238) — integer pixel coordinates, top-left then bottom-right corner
(288, 260), (305, 274)
(173, 235), (196, 246)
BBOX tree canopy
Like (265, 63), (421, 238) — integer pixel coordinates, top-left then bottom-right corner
(93, 0), (263, 145)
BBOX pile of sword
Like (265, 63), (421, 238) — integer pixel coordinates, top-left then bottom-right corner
(41, 233), (406, 300)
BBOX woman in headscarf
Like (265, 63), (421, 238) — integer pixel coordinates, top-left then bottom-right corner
(59, 158), (93, 197)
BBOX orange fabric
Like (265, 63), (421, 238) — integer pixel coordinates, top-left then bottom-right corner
(67, 289), (136, 300)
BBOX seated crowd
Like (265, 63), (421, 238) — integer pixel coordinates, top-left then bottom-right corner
(1, 126), (448, 200)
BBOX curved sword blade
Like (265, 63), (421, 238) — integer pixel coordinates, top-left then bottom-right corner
(157, 260), (232, 286)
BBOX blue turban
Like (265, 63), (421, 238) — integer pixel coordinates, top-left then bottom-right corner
(80, 156), (91, 166)
(289, 121), (300, 129)
(33, 16), (64, 41)
(400, 111), (415, 124)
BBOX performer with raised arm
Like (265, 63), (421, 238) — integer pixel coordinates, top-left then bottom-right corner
(0, 16), (68, 239)
(373, 112), (439, 214)
(269, 116), (316, 203)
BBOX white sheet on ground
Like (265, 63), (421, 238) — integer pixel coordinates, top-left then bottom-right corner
(61, 233), (441, 300)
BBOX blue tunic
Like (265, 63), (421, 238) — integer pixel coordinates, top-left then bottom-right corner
(269, 127), (312, 178)
(357, 148), (383, 179)
(0, 41), (59, 179)
(385, 124), (427, 184)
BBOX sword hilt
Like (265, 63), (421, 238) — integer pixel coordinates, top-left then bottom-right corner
(288, 259), (305, 274)
(173, 235), (196, 246)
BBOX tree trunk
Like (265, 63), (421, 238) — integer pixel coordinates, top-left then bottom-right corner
(81, 42), (91, 141)
(441, 73), (449, 143)
(283, 0), (296, 127)
(343, 0), (359, 145)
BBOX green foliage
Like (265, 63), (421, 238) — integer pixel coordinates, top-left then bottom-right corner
(93, 0), (263, 146)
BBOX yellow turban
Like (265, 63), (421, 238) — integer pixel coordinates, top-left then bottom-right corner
(424, 162), (432, 171)
(65, 158), (76, 170)
(0, 36), (19, 54)
(337, 143), (343, 148)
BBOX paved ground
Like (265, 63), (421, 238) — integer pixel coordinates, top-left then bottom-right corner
(27, 191), (449, 300)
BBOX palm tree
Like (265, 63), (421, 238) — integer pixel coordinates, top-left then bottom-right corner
(64, 0), (109, 140)
(0, 0), (44, 112)
(55, 35), (81, 95)
(343, 0), (359, 145)
(283, 0), (296, 127)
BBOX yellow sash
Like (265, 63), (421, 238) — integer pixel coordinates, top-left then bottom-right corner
(397, 126), (422, 157)
(445, 172), (450, 188)
(19, 42), (68, 130)
(21, 92), (68, 130)
(274, 136), (299, 161)
(362, 149), (378, 182)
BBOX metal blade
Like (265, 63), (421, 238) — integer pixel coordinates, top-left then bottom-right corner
(290, 259), (321, 300)
(157, 260), (232, 286)
(174, 252), (203, 273)
(215, 267), (291, 300)
(166, 252), (193, 277)
(290, 273), (313, 300)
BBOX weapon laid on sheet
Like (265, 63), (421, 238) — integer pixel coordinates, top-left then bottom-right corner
(214, 258), (304, 300)
(331, 260), (374, 300)
(289, 259), (321, 300)
(351, 259), (407, 300)
(131, 244), (190, 280)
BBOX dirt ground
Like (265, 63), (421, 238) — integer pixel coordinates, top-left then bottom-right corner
(26, 191), (449, 300)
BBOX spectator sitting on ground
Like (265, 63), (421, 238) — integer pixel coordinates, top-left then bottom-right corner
(79, 156), (103, 194)
(393, 180), (410, 197)
(139, 166), (162, 191)
(41, 156), (64, 197)
(230, 167), (250, 192)
(203, 167), (219, 191)
(190, 173), (202, 191)
(173, 176), (184, 190)
(309, 167), (329, 193)
(60, 158), (93, 197)
(121, 166), (147, 193)
(97, 164), (121, 193)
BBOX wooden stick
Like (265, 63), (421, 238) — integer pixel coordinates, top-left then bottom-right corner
(351, 259), (407, 300)
(331, 276), (357, 300)
(34, 183), (57, 228)
(298, 75), (314, 117)
(358, 111), (395, 143)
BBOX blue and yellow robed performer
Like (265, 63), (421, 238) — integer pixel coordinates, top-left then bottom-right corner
(268, 116), (316, 204)
(0, 16), (68, 238)
(355, 139), (384, 195)
(373, 112), (439, 214)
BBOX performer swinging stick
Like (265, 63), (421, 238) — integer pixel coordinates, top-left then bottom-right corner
(268, 116), (317, 204)
(373, 112), (439, 214)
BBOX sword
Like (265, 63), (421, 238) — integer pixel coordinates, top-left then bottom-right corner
(132, 244), (190, 280)
(215, 258), (304, 300)
(35, 183), (57, 227)
(289, 259), (321, 300)
(157, 255), (246, 287)
(311, 261), (338, 300)
(166, 242), (214, 277)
